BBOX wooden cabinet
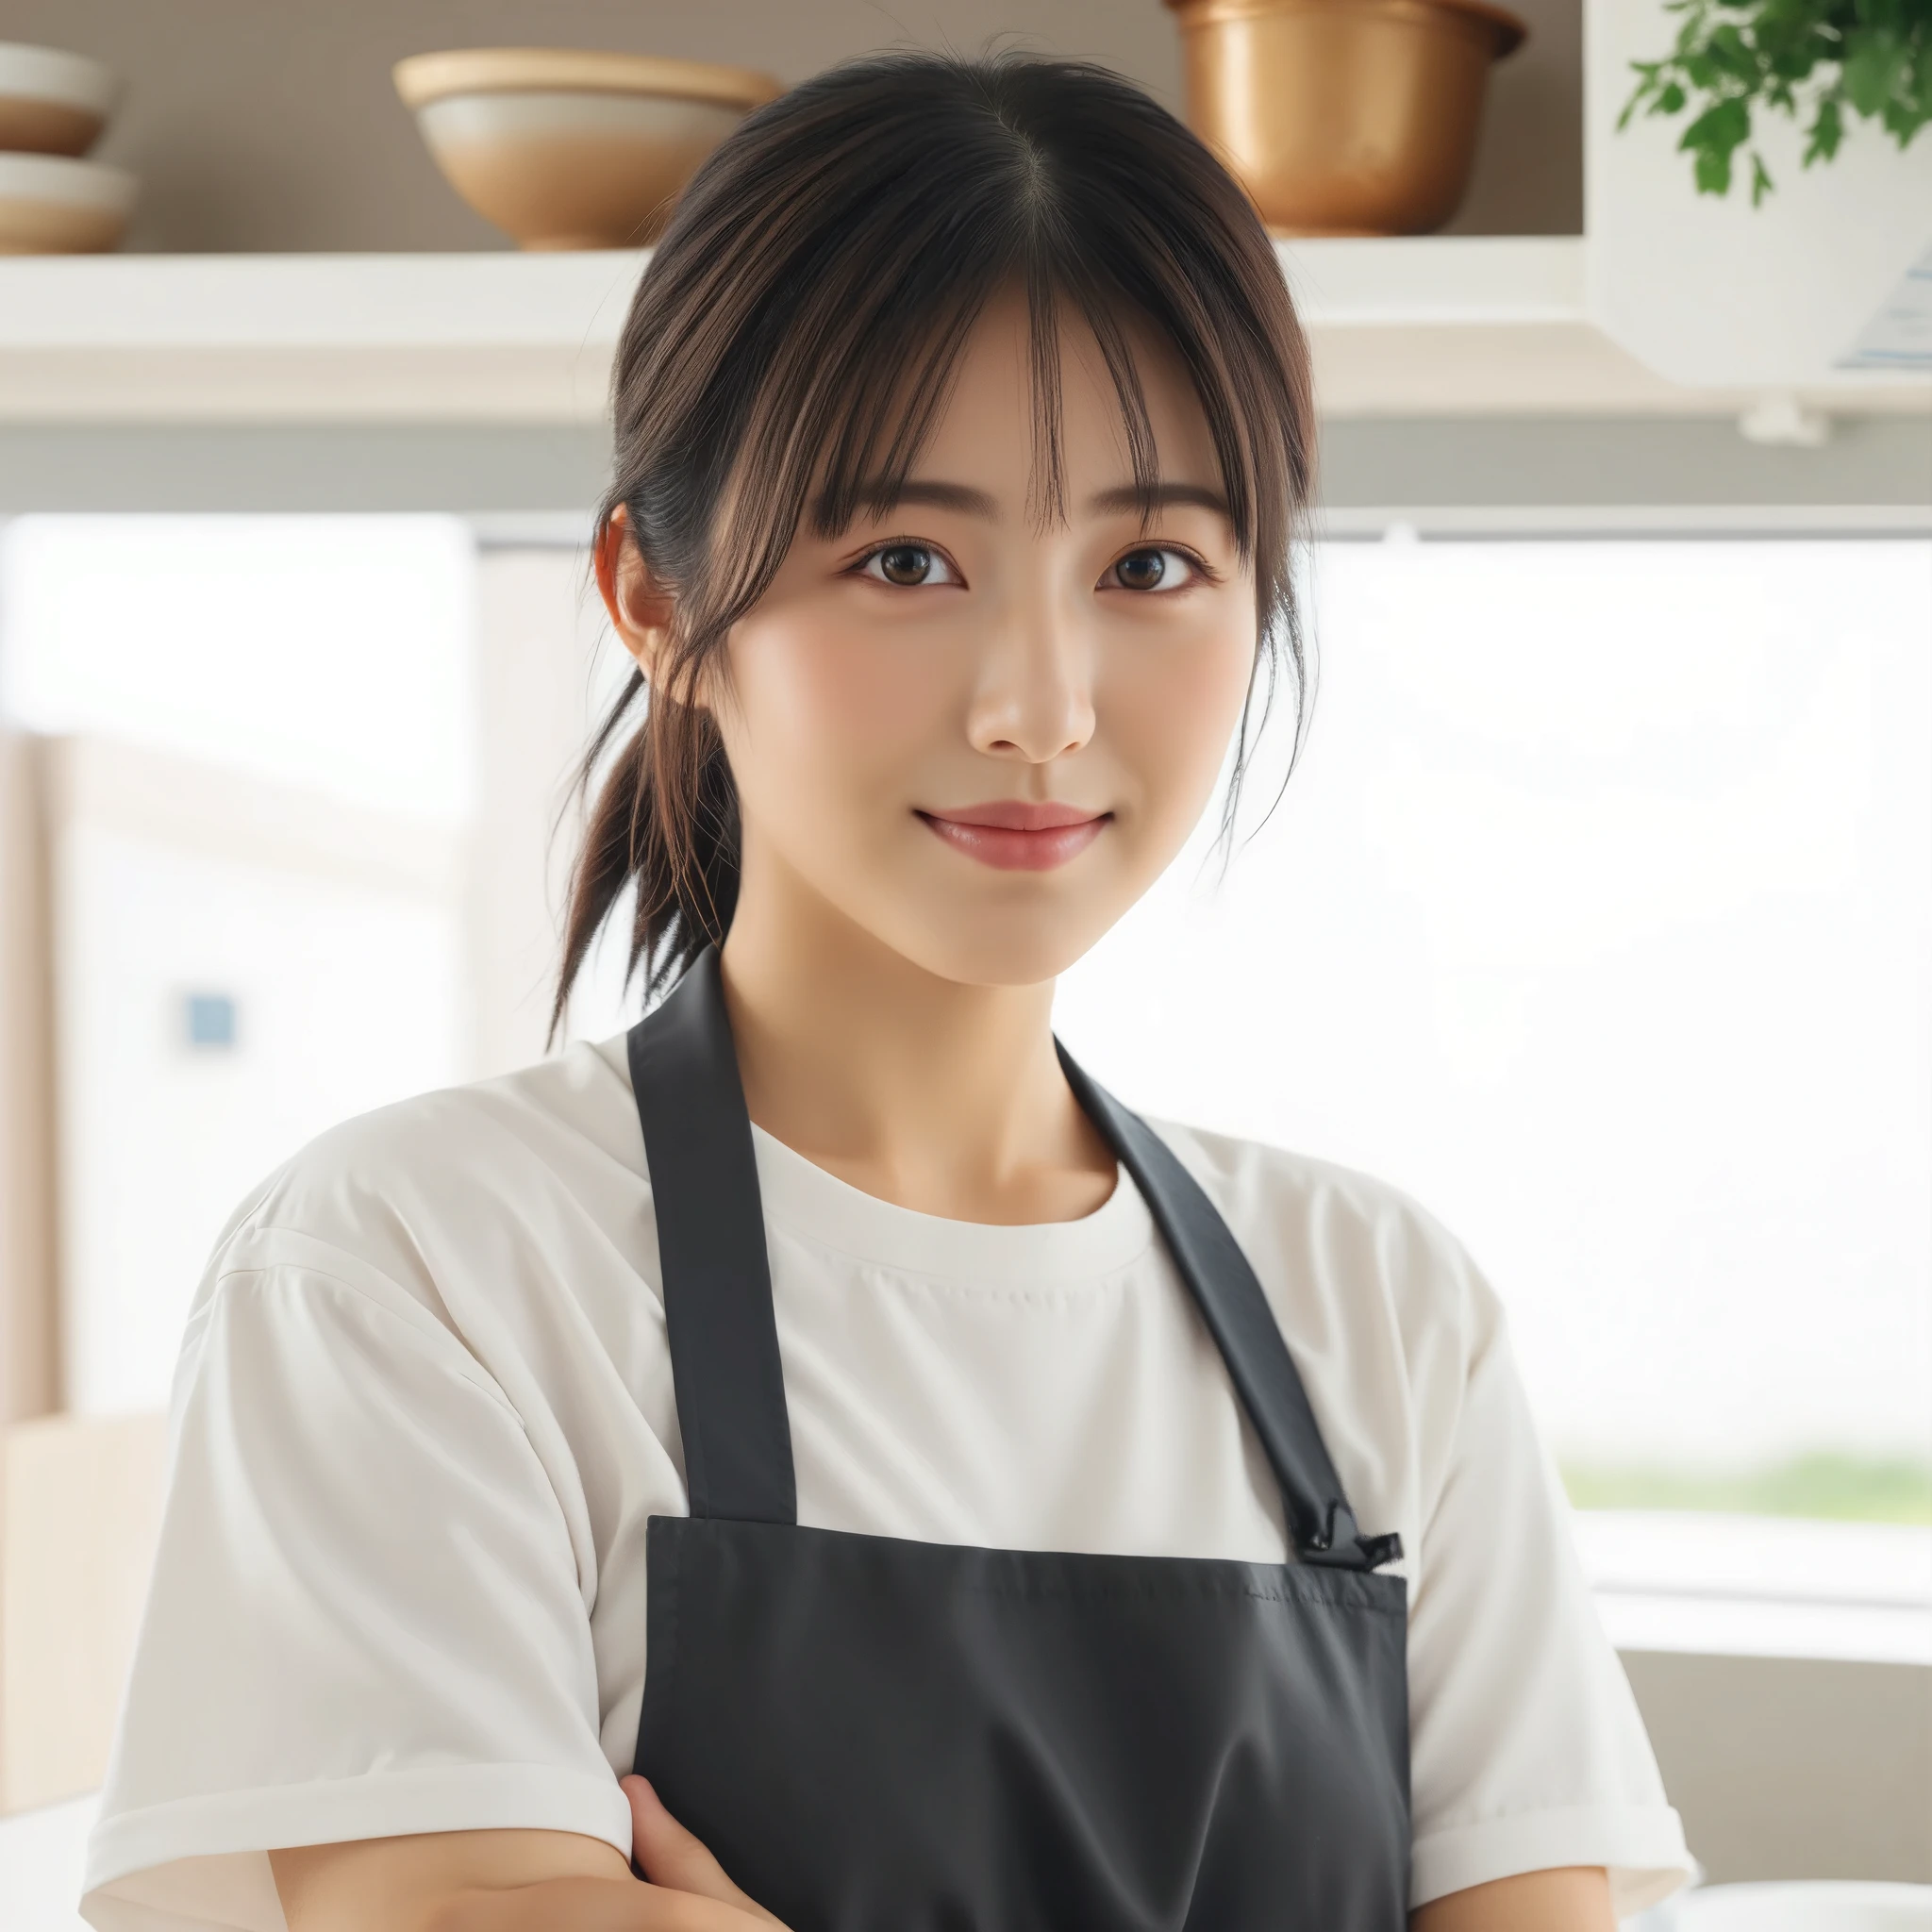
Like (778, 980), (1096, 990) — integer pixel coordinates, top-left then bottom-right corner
(0, 1412), (166, 1815)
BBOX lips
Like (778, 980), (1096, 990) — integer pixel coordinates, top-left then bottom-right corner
(917, 800), (1112, 871)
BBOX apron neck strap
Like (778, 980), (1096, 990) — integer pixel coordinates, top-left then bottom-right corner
(627, 947), (796, 1526)
(1056, 1047), (1400, 1573)
(628, 948), (1398, 1572)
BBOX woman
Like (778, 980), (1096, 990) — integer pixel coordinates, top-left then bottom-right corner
(84, 54), (1689, 1932)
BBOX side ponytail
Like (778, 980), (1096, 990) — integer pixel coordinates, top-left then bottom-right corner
(551, 670), (741, 1039)
(556, 664), (741, 1035)
(551, 53), (1315, 1031)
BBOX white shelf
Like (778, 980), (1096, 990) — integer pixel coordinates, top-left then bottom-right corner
(0, 240), (1924, 425)
(0, 251), (640, 425)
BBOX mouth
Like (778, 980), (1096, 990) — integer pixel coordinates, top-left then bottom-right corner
(916, 800), (1112, 872)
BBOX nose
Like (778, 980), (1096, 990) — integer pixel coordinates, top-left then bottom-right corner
(965, 588), (1096, 766)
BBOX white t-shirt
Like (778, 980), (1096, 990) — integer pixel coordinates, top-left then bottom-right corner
(83, 1034), (1690, 1930)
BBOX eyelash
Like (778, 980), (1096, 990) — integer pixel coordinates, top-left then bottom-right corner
(851, 540), (964, 588)
(1102, 544), (1215, 592)
(848, 540), (1218, 591)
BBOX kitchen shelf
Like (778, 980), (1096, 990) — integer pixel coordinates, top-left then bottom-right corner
(0, 240), (1924, 425)
(0, 250), (639, 425)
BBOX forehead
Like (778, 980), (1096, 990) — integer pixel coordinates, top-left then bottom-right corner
(908, 289), (1220, 494)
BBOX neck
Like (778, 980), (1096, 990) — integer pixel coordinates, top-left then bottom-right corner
(717, 866), (1115, 1224)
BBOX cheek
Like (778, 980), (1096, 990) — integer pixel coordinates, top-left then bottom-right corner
(1107, 614), (1256, 831)
(724, 613), (956, 819)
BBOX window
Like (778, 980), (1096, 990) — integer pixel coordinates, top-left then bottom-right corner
(0, 514), (476, 822)
(1056, 535), (1932, 1656)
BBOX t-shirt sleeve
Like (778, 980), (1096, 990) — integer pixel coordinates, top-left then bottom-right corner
(1405, 1258), (1691, 1916)
(82, 1238), (631, 1932)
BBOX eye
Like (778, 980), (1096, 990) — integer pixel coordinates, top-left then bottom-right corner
(858, 542), (962, 588)
(1106, 546), (1199, 592)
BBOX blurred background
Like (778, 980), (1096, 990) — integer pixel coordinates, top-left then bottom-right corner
(0, 0), (1926, 1924)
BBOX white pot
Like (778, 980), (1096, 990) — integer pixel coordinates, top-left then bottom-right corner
(1584, 0), (1932, 389)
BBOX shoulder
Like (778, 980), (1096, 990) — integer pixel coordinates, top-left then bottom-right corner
(1150, 1119), (1494, 1335)
(1144, 1119), (1505, 1474)
(196, 1035), (646, 1338)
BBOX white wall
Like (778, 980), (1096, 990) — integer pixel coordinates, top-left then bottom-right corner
(46, 738), (468, 1415)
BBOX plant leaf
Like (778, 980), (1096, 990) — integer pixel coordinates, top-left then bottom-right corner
(1694, 142), (1736, 192)
(1843, 36), (1905, 117)
(1613, 0), (1932, 207)
(1684, 93), (1754, 153)
(1804, 91), (1846, 160)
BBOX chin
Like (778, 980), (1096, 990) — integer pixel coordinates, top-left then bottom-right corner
(883, 907), (1111, 991)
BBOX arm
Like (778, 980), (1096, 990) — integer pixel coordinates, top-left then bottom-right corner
(273, 1777), (790, 1932)
(275, 1786), (1614, 1932)
(277, 1804), (1612, 1932)
(1397, 1219), (1690, 1912)
(1412, 1865), (1616, 1932)
(281, 1816), (1613, 1932)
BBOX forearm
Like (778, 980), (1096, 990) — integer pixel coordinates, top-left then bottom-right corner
(275, 1829), (1617, 1932)
(1411, 1865), (1617, 1932)
(271, 1828), (638, 1932)
(271, 1780), (786, 1932)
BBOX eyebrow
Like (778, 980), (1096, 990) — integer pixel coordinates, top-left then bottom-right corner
(1086, 481), (1231, 519)
(835, 477), (1233, 525)
(838, 478), (1001, 521)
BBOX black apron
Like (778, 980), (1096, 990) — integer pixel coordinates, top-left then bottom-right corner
(627, 949), (1411, 1930)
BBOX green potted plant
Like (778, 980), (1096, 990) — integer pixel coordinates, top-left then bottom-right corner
(1622, 0), (1931, 202)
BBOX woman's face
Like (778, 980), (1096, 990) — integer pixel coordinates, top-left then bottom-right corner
(676, 296), (1257, 988)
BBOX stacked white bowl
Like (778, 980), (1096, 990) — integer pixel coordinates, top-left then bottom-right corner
(0, 42), (134, 253)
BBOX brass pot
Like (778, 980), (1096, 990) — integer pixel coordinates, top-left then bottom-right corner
(1164, 0), (1526, 236)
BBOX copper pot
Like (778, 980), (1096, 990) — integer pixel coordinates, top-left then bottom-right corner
(1164, 0), (1526, 236)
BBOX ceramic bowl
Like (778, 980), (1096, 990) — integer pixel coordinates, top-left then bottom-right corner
(1165, 0), (1526, 236)
(0, 151), (135, 253)
(0, 42), (119, 157)
(394, 47), (782, 250)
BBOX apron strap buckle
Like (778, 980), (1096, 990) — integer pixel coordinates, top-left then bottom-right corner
(1299, 1500), (1404, 1572)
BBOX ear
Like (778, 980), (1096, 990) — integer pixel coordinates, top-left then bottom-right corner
(595, 505), (677, 684)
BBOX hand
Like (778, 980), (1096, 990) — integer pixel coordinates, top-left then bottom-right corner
(623, 1774), (791, 1929)
(421, 1782), (789, 1932)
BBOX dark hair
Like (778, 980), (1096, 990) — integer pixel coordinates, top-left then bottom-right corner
(554, 51), (1315, 1029)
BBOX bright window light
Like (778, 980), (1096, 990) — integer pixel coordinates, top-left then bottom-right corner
(1058, 538), (1932, 1515)
(0, 514), (478, 824)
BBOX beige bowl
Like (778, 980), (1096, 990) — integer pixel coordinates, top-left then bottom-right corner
(0, 41), (120, 156)
(394, 47), (782, 250)
(1165, 0), (1526, 236)
(0, 152), (135, 254)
